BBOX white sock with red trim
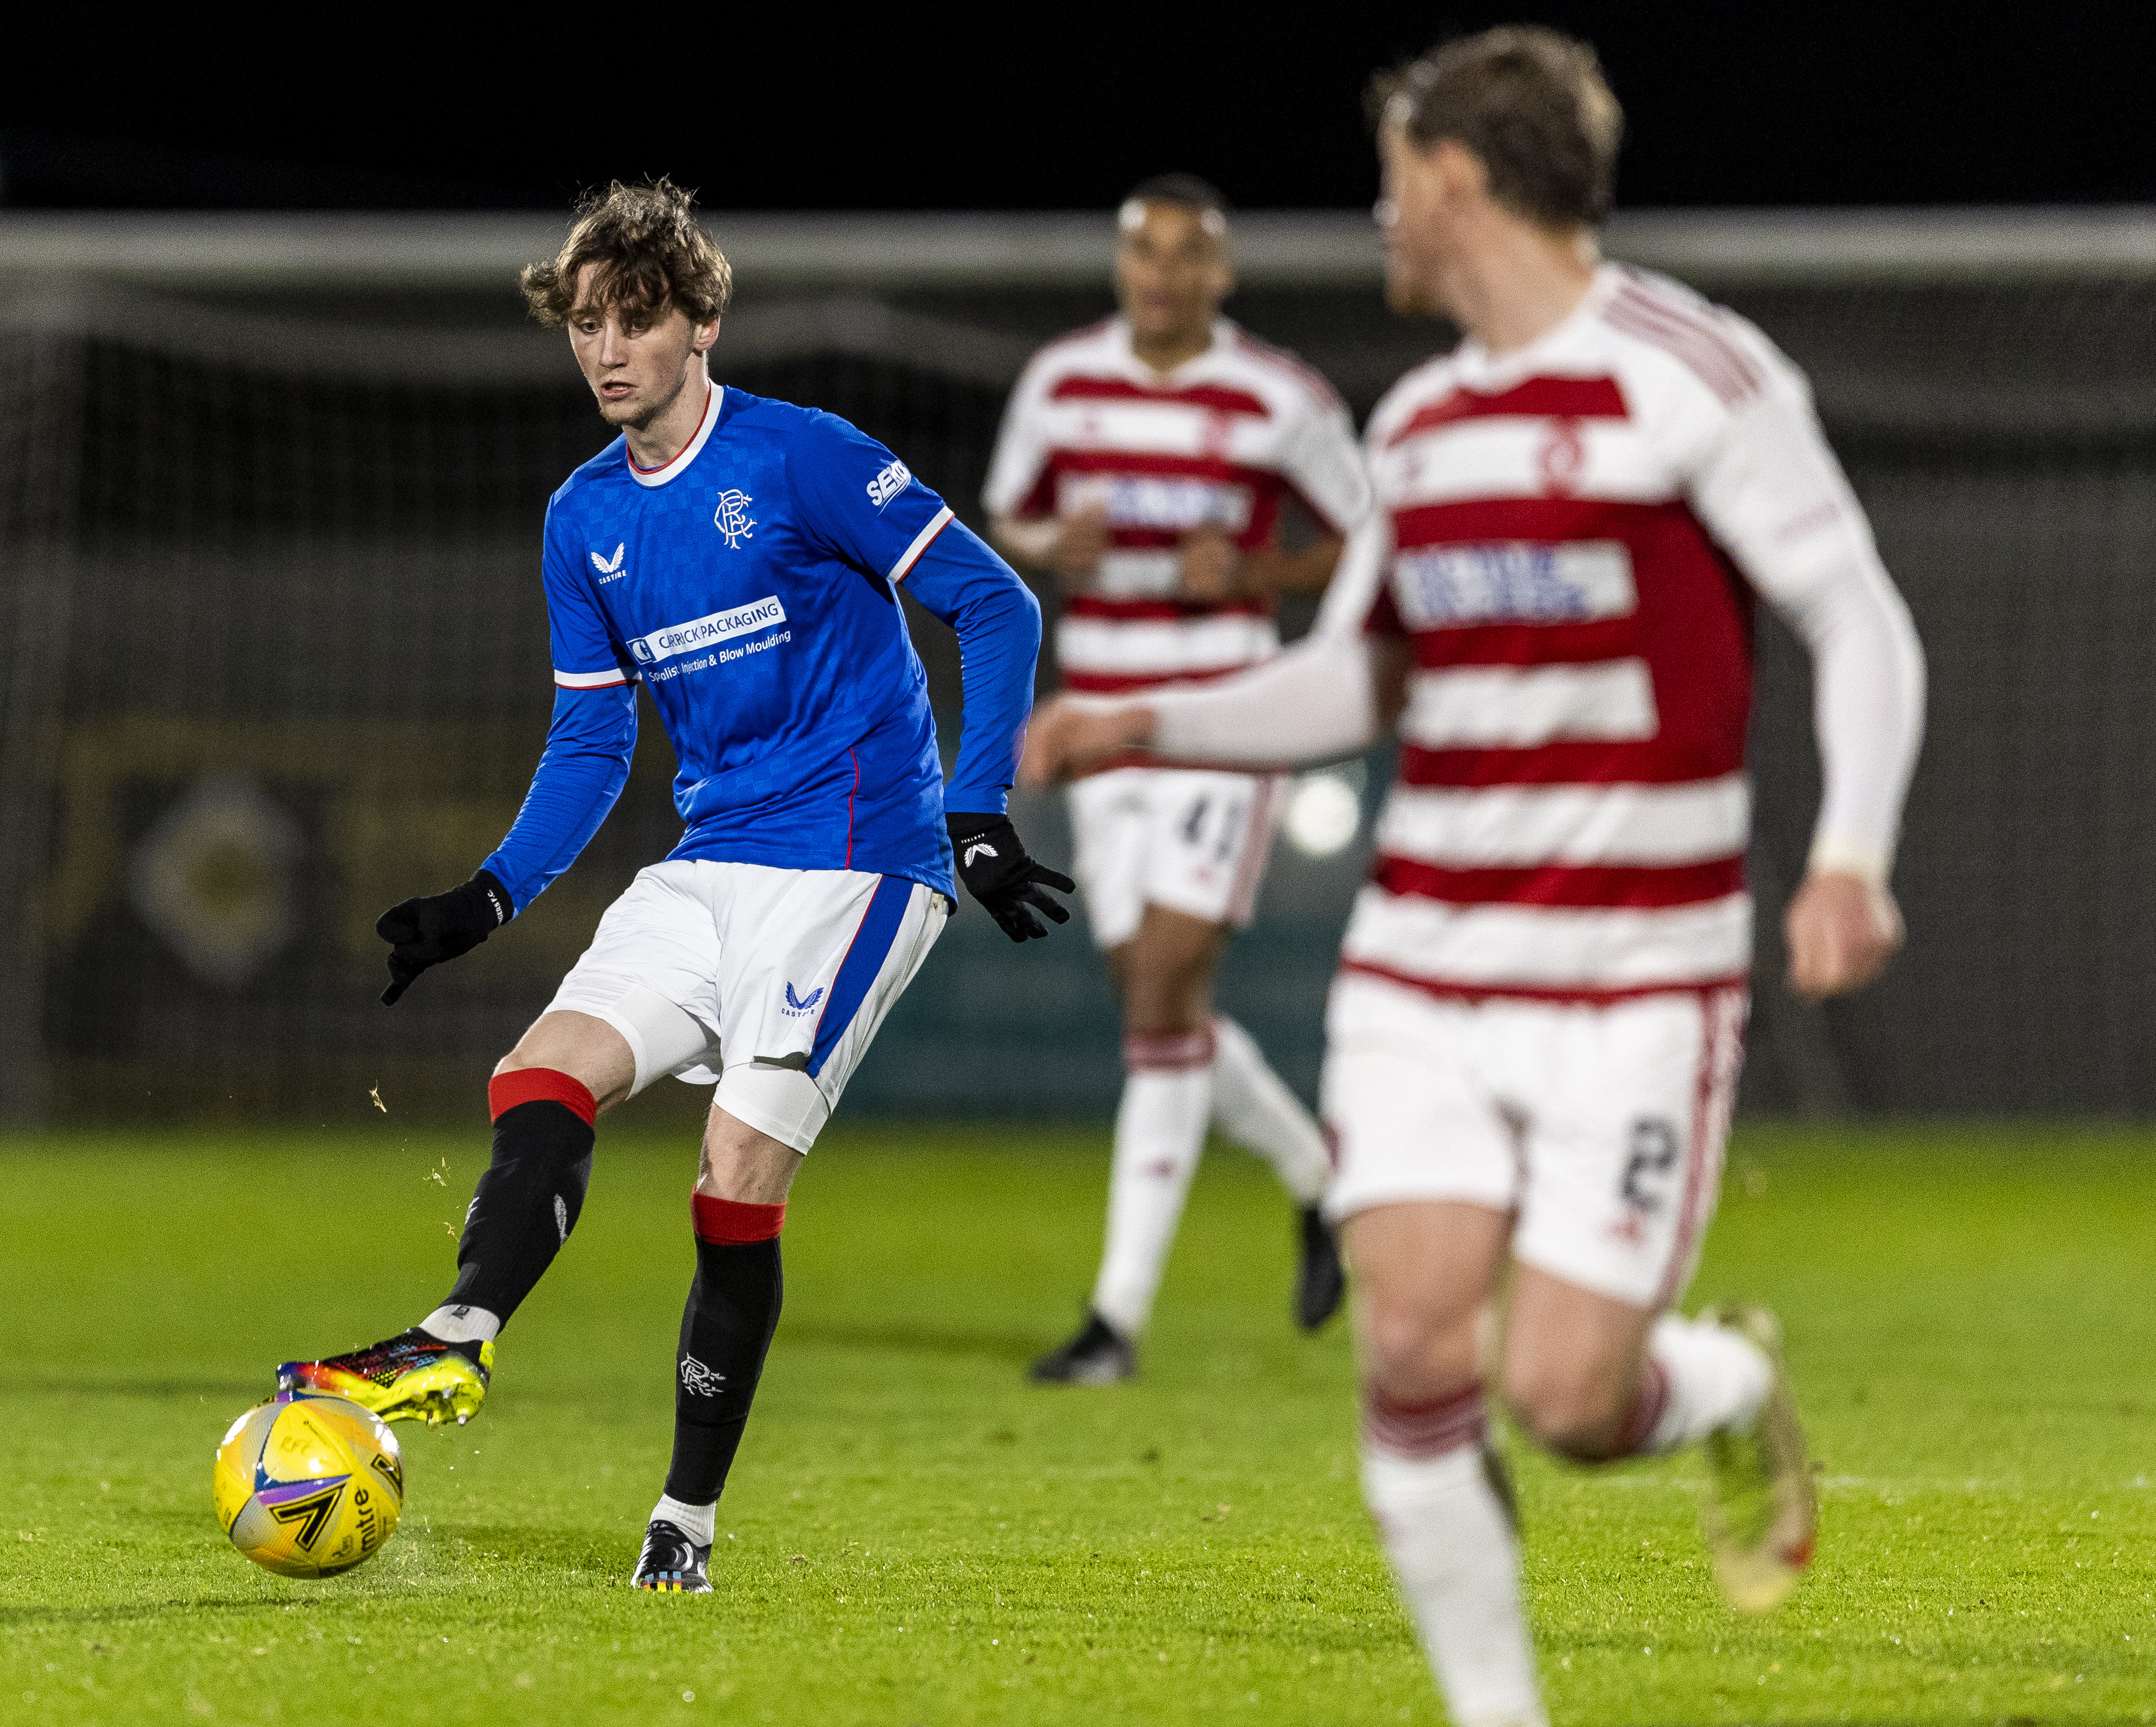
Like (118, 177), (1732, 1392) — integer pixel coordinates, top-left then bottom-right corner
(1361, 1385), (1546, 1727)
(1209, 1016), (1328, 1206)
(1628, 1312), (1774, 1454)
(1090, 1028), (1216, 1338)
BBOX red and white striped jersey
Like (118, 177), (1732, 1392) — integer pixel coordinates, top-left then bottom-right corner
(1330, 264), (1904, 1002)
(985, 317), (1371, 695)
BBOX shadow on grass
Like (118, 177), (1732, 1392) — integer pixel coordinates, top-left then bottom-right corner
(6, 1378), (273, 1402)
(0, 1596), (325, 1627)
(1, 1528), (625, 1627)
(777, 1320), (1045, 1365)
(420, 1523), (625, 1572)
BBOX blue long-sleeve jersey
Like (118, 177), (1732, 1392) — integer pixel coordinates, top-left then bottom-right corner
(479, 384), (1040, 911)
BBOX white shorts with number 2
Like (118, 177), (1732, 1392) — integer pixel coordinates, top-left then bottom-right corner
(1320, 969), (1748, 1310)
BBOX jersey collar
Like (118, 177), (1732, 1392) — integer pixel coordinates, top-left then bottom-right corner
(1451, 266), (1620, 388)
(626, 381), (724, 488)
(1111, 316), (1233, 385)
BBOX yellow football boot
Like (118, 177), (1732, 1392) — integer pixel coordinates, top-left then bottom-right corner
(1698, 1304), (1816, 1613)
(277, 1328), (493, 1427)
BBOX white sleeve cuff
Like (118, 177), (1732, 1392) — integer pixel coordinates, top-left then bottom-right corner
(888, 505), (956, 581)
(554, 667), (632, 688)
(1805, 836), (1891, 888)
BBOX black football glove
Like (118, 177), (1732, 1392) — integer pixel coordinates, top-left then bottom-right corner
(946, 812), (1074, 943)
(376, 869), (512, 1005)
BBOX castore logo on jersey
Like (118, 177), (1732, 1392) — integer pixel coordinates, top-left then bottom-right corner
(713, 489), (756, 548)
(782, 983), (825, 1017)
(589, 542), (627, 582)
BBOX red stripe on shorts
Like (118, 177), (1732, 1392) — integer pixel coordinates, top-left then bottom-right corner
(1653, 987), (1743, 1309)
(1224, 776), (1281, 925)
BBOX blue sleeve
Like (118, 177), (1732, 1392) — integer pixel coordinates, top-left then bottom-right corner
(899, 518), (1042, 817)
(787, 409), (962, 584)
(540, 498), (639, 689)
(479, 685), (637, 913)
(479, 503), (640, 912)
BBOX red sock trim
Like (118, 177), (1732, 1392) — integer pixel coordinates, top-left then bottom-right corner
(489, 1067), (597, 1127)
(1614, 1356), (1672, 1457)
(1362, 1383), (1488, 1457)
(1124, 1027), (1217, 1073)
(692, 1192), (786, 1244)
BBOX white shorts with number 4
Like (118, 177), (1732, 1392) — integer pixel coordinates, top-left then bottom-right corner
(1067, 765), (1282, 950)
(544, 859), (947, 1154)
(1320, 969), (1748, 1310)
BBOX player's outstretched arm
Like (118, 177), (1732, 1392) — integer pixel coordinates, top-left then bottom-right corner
(378, 683), (637, 1003)
(1019, 627), (1403, 790)
(900, 518), (1076, 943)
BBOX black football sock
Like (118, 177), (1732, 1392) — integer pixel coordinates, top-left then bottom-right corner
(437, 1069), (598, 1328)
(664, 1194), (786, 1505)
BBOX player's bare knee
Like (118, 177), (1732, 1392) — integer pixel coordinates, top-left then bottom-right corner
(494, 1014), (631, 1113)
(1118, 954), (1215, 1035)
(1357, 1292), (1481, 1401)
(1503, 1359), (1629, 1460)
(1115, 910), (1227, 1034)
(696, 1106), (803, 1206)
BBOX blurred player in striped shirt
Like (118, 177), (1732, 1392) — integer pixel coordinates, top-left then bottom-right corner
(986, 176), (1374, 1382)
(1021, 30), (1924, 1725)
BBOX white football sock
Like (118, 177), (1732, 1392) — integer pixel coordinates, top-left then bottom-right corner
(651, 1494), (716, 1546)
(1090, 1029), (1215, 1338)
(418, 1303), (501, 1345)
(1209, 1015), (1330, 1205)
(1362, 1393), (1546, 1727)
(1637, 1312), (1774, 1453)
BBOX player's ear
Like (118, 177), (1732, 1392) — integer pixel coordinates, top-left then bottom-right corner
(1431, 138), (1491, 208)
(692, 316), (721, 356)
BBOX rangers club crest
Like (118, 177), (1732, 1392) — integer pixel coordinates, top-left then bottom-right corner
(713, 488), (756, 547)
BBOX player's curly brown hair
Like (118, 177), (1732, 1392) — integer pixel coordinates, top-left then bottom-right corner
(521, 178), (734, 327)
(1371, 26), (1624, 229)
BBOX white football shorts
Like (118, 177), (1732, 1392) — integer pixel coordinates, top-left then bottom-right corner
(1320, 969), (1748, 1310)
(545, 859), (947, 1153)
(1067, 765), (1282, 950)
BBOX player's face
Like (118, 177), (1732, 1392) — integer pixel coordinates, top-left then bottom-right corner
(1113, 202), (1233, 349)
(566, 266), (718, 428)
(1377, 127), (1459, 319)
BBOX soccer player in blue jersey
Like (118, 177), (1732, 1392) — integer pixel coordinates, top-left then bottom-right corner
(278, 181), (1071, 1593)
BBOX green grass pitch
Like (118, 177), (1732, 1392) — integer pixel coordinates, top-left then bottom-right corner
(4, 1118), (2154, 1725)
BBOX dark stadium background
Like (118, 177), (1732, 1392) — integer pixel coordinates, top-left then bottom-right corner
(2, 4), (2153, 1128)
(5, 4), (2152, 211)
